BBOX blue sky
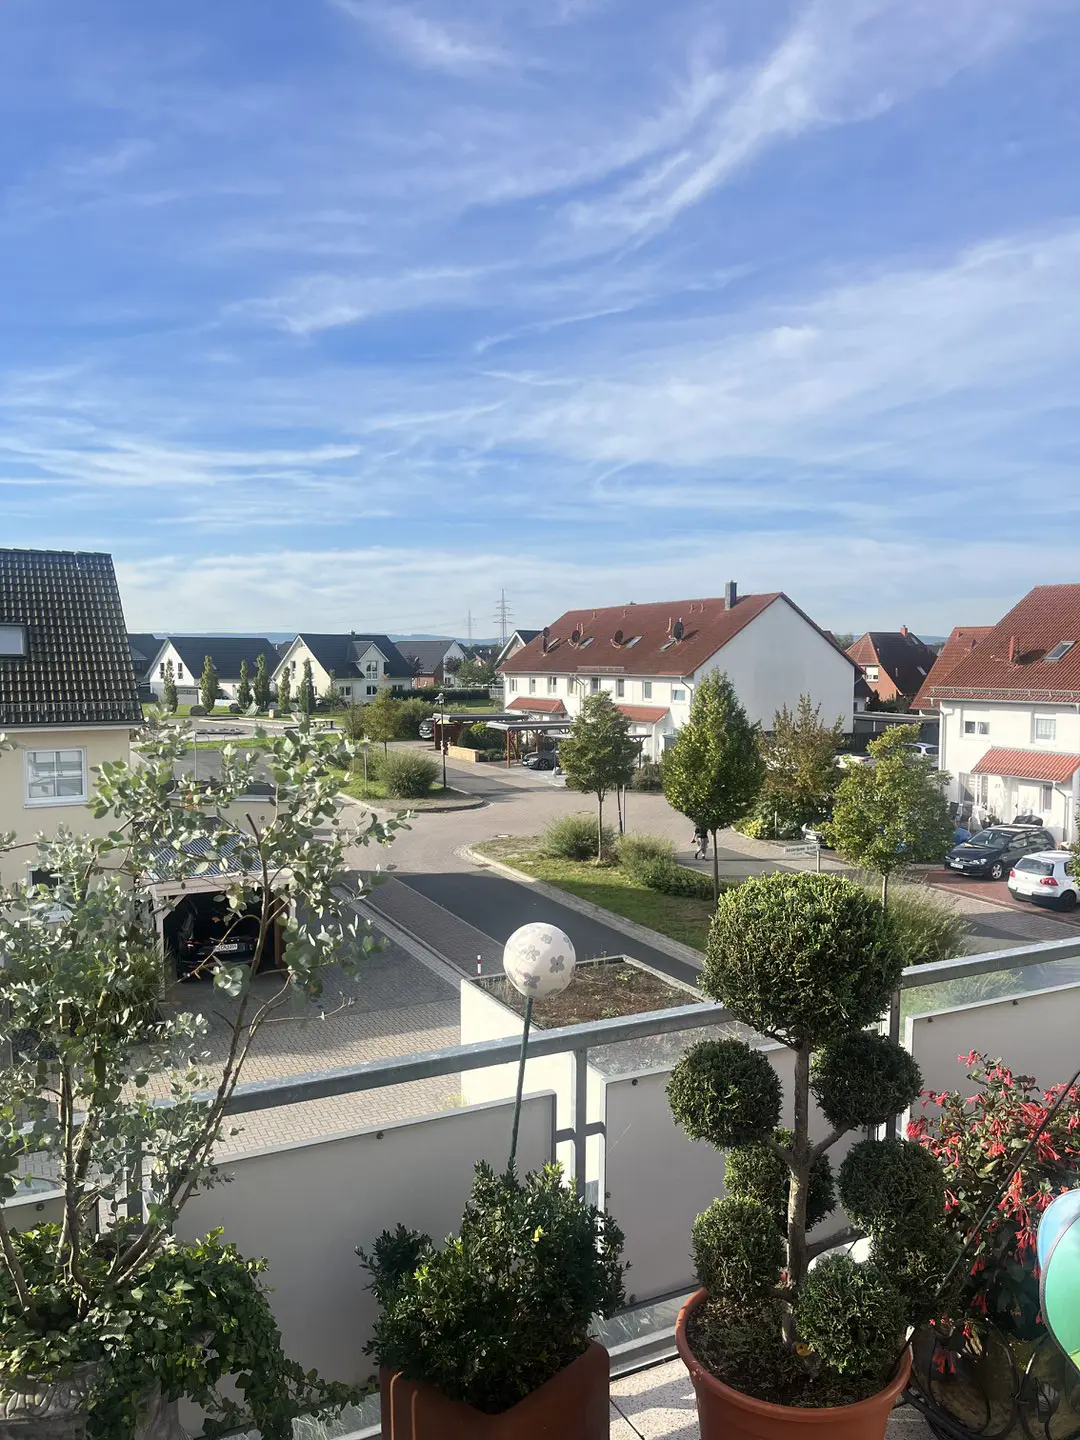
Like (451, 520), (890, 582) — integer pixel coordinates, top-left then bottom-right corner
(2, 0), (1079, 636)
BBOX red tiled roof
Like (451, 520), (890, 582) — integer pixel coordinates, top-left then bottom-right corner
(932, 586), (1080, 702)
(912, 626), (993, 711)
(500, 594), (851, 679)
(506, 696), (567, 714)
(971, 748), (1080, 784)
(617, 704), (669, 725)
(846, 630), (938, 699)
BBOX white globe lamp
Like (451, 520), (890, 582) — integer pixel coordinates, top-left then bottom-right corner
(503, 922), (577, 1166)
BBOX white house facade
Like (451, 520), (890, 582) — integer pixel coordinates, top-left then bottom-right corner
(929, 586), (1080, 843)
(500, 585), (855, 762)
(147, 637), (280, 704)
(272, 633), (414, 702)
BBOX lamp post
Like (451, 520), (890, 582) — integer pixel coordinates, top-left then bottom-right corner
(502, 922), (577, 1169)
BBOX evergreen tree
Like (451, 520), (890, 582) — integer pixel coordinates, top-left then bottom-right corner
(161, 659), (177, 715)
(253, 652), (271, 710)
(557, 692), (639, 857)
(663, 672), (765, 905)
(297, 658), (314, 716)
(828, 724), (953, 907)
(760, 695), (844, 834)
(277, 667), (292, 711)
(236, 659), (253, 709)
(363, 688), (401, 754)
(199, 655), (219, 714)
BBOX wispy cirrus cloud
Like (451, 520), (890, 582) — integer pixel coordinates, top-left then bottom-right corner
(332, 1), (511, 74)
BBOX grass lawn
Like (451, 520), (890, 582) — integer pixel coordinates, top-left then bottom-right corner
(474, 835), (716, 952)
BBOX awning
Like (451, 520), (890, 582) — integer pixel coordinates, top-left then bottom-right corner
(971, 748), (1080, 784)
(616, 704), (669, 725)
(507, 696), (567, 715)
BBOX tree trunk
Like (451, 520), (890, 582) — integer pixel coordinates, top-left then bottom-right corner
(785, 1043), (812, 1289)
(711, 829), (720, 908)
(881, 871), (889, 909)
(597, 795), (604, 859)
(616, 788), (623, 835)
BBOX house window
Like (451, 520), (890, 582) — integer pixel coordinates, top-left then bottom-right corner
(975, 774), (989, 805)
(366, 685), (378, 697)
(339, 684), (352, 698)
(508, 678), (518, 693)
(292, 660), (297, 673)
(1034, 716), (1056, 742)
(547, 677), (557, 695)
(159, 663), (166, 678)
(642, 681), (652, 699)
(177, 665), (184, 680)
(957, 772), (973, 804)
(590, 677), (600, 694)
(366, 662), (378, 678)
(528, 678), (537, 694)
(672, 688), (686, 702)
(616, 678), (625, 697)
(25, 749), (87, 807)
(0, 624), (28, 656)
(864, 665), (879, 682)
(1041, 784), (1054, 812)
(964, 720), (990, 736)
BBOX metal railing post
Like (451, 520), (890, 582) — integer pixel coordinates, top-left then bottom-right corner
(573, 1047), (588, 1199)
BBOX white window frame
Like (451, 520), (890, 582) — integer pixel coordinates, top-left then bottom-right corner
(1040, 783), (1054, 812)
(864, 665), (879, 682)
(590, 677), (600, 695)
(547, 676), (558, 695)
(642, 680), (652, 700)
(365, 684), (378, 697)
(616, 678), (625, 698)
(508, 678), (518, 693)
(1034, 716), (1057, 743)
(528, 677), (537, 695)
(176, 664), (184, 680)
(672, 687), (686, 703)
(24, 747), (88, 808)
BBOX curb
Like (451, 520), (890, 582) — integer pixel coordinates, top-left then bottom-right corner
(462, 845), (704, 971)
(344, 792), (487, 819)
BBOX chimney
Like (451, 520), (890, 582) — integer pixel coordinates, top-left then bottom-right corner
(1008, 635), (1018, 664)
(667, 615), (673, 635)
(725, 580), (738, 609)
(900, 624), (908, 639)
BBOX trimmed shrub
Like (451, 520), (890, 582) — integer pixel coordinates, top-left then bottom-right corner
(872, 883), (968, 968)
(616, 832), (674, 870)
(798, 1257), (907, 1381)
(692, 1197), (783, 1305)
(629, 760), (664, 792)
(811, 1032), (923, 1130)
(634, 855), (716, 899)
(668, 1039), (781, 1148)
(724, 1129), (836, 1233)
(542, 814), (615, 861)
(381, 751), (439, 799)
(838, 1138), (945, 1241)
(228, 702), (242, 715)
(188, 704), (206, 717)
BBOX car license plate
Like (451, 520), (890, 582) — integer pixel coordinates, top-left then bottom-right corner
(216, 942), (241, 953)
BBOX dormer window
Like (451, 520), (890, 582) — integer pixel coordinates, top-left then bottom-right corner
(0, 624), (27, 657)
(1046, 641), (1075, 662)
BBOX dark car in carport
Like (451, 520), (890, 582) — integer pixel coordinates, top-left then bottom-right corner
(944, 825), (1056, 882)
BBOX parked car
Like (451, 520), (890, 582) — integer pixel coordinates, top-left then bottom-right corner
(522, 752), (556, 771)
(174, 896), (262, 979)
(907, 742), (938, 762)
(945, 825), (1056, 882)
(1008, 851), (1079, 911)
(418, 718), (434, 739)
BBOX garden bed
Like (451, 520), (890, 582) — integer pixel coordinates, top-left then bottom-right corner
(482, 957), (694, 1027)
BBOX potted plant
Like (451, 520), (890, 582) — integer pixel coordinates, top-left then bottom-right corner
(666, 871), (953, 1440)
(0, 719), (400, 1438)
(907, 1052), (1080, 1436)
(359, 1160), (626, 1439)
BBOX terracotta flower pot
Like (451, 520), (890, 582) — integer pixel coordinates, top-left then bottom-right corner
(380, 1339), (610, 1440)
(675, 1288), (912, 1440)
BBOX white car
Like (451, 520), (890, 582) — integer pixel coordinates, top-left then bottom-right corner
(1008, 850), (1079, 911)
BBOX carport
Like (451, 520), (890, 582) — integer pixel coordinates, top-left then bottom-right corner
(482, 718), (573, 766)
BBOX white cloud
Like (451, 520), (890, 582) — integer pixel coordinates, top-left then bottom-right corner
(332, 2), (510, 74)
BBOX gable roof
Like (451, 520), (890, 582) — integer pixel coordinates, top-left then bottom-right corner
(912, 626), (994, 711)
(496, 629), (541, 666)
(846, 630), (938, 698)
(500, 595), (848, 679)
(0, 549), (142, 727)
(166, 637), (281, 681)
(929, 585), (1080, 703)
(284, 633), (414, 680)
(128, 633), (162, 679)
(507, 696), (567, 715)
(396, 639), (457, 675)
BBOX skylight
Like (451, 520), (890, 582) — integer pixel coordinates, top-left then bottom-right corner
(578, 636), (593, 648)
(0, 624), (27, 657)
(1046, 641), (1075, 662)
(624, 636), (641, 647)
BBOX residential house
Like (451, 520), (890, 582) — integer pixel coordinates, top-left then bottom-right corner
(128, 633), (161, 683)
(272, 633), (414, 703)
(396, 638), (467, 688)
(498, 583), (855, 761)
(932, 585), (1080, 841)
(912, 626), (993, 714)
(147, 637), (281, 705)
(845, 627), (938, 707)
(0, 549), (142, 887)
(495, 630), (540, 667)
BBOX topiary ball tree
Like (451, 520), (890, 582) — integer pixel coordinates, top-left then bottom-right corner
(667, 872), (949, 1392)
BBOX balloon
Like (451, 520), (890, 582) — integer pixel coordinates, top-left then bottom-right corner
(1038, 1189), (1080, 1374)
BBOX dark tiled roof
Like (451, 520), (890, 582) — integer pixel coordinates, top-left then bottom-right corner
(396, 640), (457, 674)
(930, 586), (1080, 703)
(287, 633), (414, 680)
(500, 595), (849, 678)
(128, 633), (163, 679)
(166, 637), (281, 681)
(846, 630), (938, 698)
(0, 549), (142, 727)
(912, 626), (993, 711)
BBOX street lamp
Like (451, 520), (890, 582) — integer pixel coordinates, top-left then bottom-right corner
(503, 922), (576, 1168)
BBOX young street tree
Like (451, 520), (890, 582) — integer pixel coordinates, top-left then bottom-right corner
(557, 692), (639, 858)
(761, 695), (844, 834)
(253, 651), (271, 710)
(663, 672), (765, 905)
(199, 655), (218, 714)
(457, 655), (497, 687)
(297, 658), (314, 716)
(236, 659), (253, 710)
(277, 666), (292, 712)
(827, 723), (953, 906)
(161, 659), (177, 715)
(363, 688), (401, 755)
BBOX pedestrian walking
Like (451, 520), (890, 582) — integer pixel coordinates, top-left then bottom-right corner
(692, 828), (708, 859)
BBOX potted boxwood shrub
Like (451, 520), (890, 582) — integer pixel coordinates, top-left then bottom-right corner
(0, 719), (400, 1439)
(359, 1160), (626, 1440)
(666, 871), (954, 1440)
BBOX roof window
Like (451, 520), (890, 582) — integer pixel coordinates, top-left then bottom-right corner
(1045, 641), (1075, 662)
(0, 624), (27, 657)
